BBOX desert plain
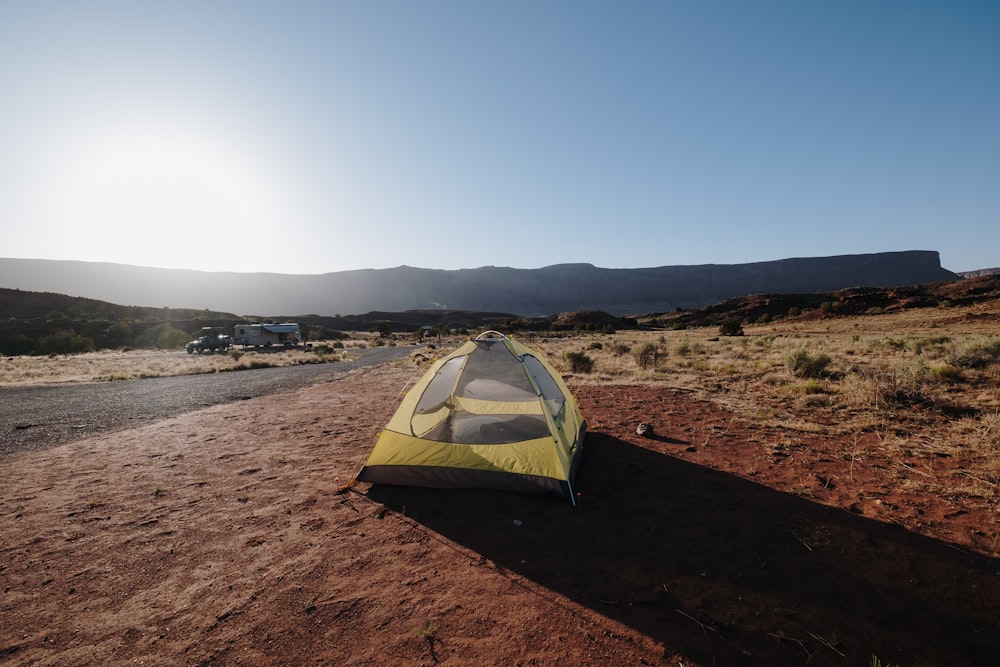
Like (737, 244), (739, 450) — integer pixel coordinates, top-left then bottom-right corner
(2, 295), (999, 666)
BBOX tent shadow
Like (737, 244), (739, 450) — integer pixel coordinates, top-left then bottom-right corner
(366, 432), (1000, 666)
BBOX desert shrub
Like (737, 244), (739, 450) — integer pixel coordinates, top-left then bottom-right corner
(879, 336), (909, 351)
(784, 346), (831, 378)
(673, 337), (693, 356)
(719, 320), (744, 337)
(842, 365), (930, 409)
(931, 364), (963, 383)
(802, 379), (825, 394)
(588, 341), (603, 350)
(612, 342), (631, 355)
(563, 351), (594, 373)
(911, 335), (952, 354)
(633, 341), (662, 369)
(946, 337), (1000, 369)
(311, 343), (337, 356)
(895, 357), (932, 388)
(229, 349), (244, 361)
(755, 312), (771, 324)
(752, 334), (776, 348)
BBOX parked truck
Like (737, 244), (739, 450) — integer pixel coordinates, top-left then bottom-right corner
(233, 322), (302, 348)
(185, 327), (232, 354)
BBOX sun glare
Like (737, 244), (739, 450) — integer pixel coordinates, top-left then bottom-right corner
(51, 119), (286, 271)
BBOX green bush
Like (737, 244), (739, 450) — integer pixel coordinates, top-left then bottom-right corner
(36, 329), (94, 355)
(156, 327), (190, 350)
(784, 347), (831, 378)
(106, 320), (133, 344)
(140, 324), (189, 350)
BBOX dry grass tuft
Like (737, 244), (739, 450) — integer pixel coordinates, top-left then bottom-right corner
(0, 339), (370, 385)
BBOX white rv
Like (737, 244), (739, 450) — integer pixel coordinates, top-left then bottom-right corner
(234, 323), (302, 348)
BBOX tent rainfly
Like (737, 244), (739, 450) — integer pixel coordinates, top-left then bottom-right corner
(357, 331), (586, 505)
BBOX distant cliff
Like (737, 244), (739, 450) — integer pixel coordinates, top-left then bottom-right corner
(0, 251), (961, 317)
(959, 268), (1000, 278)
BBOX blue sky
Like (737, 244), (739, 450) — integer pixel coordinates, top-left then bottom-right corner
(1, 1), (997, 274)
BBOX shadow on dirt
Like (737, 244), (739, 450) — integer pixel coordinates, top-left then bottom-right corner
(367, 432), (1000, 666)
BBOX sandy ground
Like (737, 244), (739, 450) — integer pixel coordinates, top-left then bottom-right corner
(2, 361), (999, 666)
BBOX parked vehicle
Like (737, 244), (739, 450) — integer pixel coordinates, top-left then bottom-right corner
(185, 334), (232, 354)
(233, 323), (302, 348)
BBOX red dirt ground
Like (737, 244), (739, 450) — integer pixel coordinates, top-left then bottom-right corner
(2, 362), (998, 666)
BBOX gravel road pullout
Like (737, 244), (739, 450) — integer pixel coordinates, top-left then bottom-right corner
(0, 347), (413, 457)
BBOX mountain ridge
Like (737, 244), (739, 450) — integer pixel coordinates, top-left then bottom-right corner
(0, 251), (962, 317)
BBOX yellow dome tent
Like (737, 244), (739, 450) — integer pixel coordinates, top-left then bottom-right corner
(357, 331), (586, 506)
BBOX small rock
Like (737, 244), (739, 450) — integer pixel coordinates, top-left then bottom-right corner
(636, 423), (653, 437)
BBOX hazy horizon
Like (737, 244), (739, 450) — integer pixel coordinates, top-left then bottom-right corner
(1, 248), (984, 277)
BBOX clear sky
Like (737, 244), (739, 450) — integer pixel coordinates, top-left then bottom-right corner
(2, 1), (997, 275)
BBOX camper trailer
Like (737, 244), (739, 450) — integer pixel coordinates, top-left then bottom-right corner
(234, 323), (302, 348)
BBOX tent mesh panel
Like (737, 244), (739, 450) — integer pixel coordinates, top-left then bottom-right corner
(411, 338), (553, 444)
